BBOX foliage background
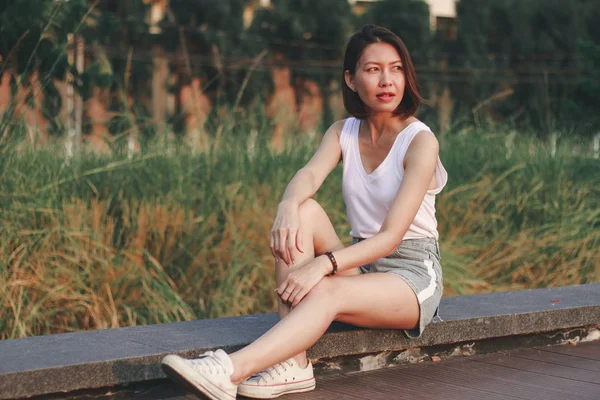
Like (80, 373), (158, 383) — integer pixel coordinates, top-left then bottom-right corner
(3, 0), (600, 136)
(1, 0), (599, 339)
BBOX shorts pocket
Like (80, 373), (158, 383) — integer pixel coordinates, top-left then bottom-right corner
(391, 246), (427, 262)
(426, 249), (440, 261)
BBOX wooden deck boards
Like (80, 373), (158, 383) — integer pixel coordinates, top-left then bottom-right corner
(287, 341), (600, 400)
(46, 340), (600, 400)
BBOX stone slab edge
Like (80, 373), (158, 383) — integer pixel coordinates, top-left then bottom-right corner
(2, 286), (600, 399)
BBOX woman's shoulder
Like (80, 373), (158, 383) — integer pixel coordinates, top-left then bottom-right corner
(326, 118), (354, 139)
(406, 118), (432, 133)
(404, 119), (437, 144)
(406, 127), (439, 160)
(398, 119), (438, 158)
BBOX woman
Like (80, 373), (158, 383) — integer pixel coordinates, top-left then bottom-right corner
(162, 24), (447, 400)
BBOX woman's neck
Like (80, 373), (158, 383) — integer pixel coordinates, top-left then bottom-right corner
(361, 114), (416, 144)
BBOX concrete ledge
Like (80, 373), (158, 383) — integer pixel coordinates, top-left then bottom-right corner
(1, 284), (599, 399)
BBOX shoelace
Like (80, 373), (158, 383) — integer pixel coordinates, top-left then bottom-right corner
(189, 351), (228, 375)
(253, 360), (294, 383)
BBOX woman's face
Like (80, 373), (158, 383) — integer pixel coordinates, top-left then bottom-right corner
(345, 42), (406, 116)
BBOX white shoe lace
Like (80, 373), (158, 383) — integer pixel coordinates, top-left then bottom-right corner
(252, 360), (294, 384)
(189, 351), (229, 375)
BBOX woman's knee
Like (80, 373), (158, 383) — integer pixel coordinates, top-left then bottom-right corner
(298, 198), (342, 255)
(305, 278), (341, 311)
(298, 198), (325, 221)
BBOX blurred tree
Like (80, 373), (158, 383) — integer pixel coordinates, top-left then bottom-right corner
(453, 0), (600, 135)
(360, 0), (431, 63)
(0, 0), (96, 143)
(564, 4), (600, 137)
(165, 0), (259, 104)
(249, 0), (355, 133)
(251, 0), (353, 74)
(569, 40), (600, 137)
(6, 0), (599, 145)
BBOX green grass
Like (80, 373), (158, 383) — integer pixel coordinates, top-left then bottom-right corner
(1, 120), (598, 339)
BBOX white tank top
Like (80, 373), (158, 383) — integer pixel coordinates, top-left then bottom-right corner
(339, 117), (448, 240)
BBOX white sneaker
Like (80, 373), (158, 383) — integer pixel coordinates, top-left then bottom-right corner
(161, 349), (237, 400)
(238, 358), (316, 399)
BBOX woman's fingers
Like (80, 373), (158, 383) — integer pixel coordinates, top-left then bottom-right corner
(278, 274), (299, 302)
(296, 226), (304, 254)
(278, 273), (309, 306)
(269, 232), (277, 259)
(287, 229), (297, 265)
(288, 286), (306, 307)
(291, 289), (308, 308)
(279, 230), (291, 265)
(271, 223), (301, 266)
(278, 284), (294, 303)
(272, 231), (280, 260)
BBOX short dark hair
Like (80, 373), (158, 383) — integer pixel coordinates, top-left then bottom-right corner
(342, 24), (422, 120)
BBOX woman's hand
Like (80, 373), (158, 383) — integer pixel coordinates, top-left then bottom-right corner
(276, 256), (331, 307)
(270, 200), (304, 266)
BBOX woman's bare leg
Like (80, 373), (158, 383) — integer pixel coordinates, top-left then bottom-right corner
(273, 198), (356, 368)
(229, 272), (419, 384)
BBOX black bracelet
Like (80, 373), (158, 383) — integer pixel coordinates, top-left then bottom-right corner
(324, 251), (338, 276)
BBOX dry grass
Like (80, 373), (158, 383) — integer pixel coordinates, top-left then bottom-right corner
(0, 125), (598, 339)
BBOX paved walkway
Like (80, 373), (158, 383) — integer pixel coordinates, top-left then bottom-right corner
(43, 340), (600, 400)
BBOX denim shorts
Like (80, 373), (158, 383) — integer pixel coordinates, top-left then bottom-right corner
(353, 237), (443, 338)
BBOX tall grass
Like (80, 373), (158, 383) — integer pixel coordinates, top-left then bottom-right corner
(1, 121), (598, 339)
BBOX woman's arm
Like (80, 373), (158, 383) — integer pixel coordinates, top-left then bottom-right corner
(277, 130), (440, 306)
(279, 120), (345, 206)
(323, 130), (440, 274)
(271, 119), (347, 265)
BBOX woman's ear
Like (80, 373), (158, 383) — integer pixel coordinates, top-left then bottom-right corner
(344, 70), (356, 92)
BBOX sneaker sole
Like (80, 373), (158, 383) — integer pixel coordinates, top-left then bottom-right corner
(161, 355), (235, 400)
(238, 378), (316, 399)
